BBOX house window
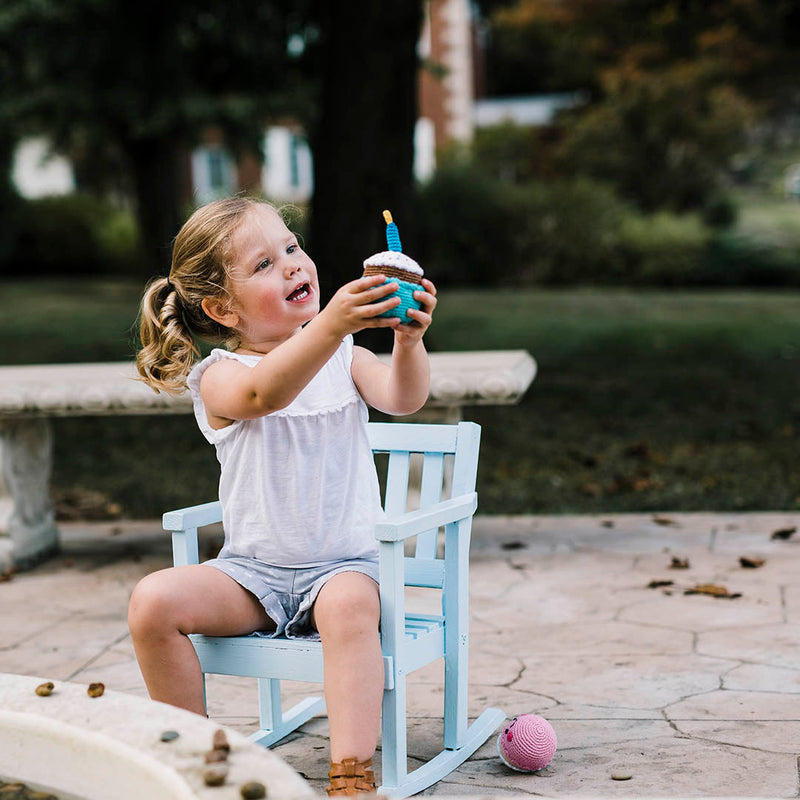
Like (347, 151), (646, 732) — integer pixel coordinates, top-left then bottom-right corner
(289, 134), (301, 188)
(207, 150), (227, 192)
(262, 127), (313, 201)
(191, 146), (236, 204)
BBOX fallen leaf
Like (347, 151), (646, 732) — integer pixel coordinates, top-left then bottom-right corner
(653, 516), (677, 527)
(647, 580), (674, 589)
(633, 476), (664, 492)
(581, 480), (603, 497)
(500, 540), (527, 550)
(771, 527), (796, 540)
(600, 520), (615, 528)
(684, 583), (741, 599)
(739, 557), (765, 569)
(624, 440), (650, 460)
(669, 557), (690, 569)
(569, 449), (600, 468)
(53, 487), (122, 521)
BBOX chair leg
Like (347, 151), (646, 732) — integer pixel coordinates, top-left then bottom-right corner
(258, 678), (282, 733)
(378, 708), (506, 798)
(380, 672), (408, 791)
(249, 678), (326, 748)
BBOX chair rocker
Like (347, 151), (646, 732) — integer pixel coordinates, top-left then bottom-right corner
(162, 421), (505, 797)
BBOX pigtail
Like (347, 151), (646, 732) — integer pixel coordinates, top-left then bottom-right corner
(136, 277), (200, 394)
(136, 196), (275, 394)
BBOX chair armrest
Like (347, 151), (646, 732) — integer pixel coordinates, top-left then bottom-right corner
(375, 493), (478, 542)
(162, 500), (222, 532)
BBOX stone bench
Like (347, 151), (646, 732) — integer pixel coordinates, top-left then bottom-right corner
(0, 350), (536, 568)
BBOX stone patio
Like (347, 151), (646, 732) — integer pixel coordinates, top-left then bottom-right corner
(1, 511), (798, 798)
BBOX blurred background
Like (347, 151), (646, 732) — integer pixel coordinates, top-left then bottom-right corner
(1, 0), (799, 518)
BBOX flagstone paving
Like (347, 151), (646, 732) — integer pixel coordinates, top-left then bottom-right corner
(1, 511), (799, 798)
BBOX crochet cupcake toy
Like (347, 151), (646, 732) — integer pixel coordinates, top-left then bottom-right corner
(362, 210), (423, 324)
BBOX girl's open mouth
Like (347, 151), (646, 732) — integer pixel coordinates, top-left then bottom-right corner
(286, 283), (312, 302)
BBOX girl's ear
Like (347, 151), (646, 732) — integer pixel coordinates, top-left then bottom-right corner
(201, 295), (239, 329)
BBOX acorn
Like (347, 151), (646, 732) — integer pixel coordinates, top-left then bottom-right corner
(34, 682), (54, 697)
(87, 682), (105, 697)
(240, 781), (267, 799)
(212, 729), (230, 752)
(203, 764), (229, 787)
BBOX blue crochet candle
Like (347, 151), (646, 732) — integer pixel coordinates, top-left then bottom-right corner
(383, 209), (402, 252)
(362, 210), (424, 324)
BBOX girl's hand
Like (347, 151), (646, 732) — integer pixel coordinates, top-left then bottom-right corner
(320, 274), (402, 338)
(394, 278), (437, 346)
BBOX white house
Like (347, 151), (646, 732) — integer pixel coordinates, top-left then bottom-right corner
(11, 137), (75, 198)
(12, 0), (579, 204)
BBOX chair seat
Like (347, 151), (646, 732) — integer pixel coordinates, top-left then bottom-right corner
(190, 612), (447, 690)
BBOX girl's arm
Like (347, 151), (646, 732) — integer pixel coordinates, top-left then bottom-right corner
(201, 276), (401, 424)
(351, 279), (437, 416)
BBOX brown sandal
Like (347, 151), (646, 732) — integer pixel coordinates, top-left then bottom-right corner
(326, 757), (377, 796)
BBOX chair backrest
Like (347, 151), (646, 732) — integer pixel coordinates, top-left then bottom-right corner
(367, 421), (480, 590)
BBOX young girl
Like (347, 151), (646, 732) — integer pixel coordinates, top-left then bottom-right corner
(128, 197), (437, 795)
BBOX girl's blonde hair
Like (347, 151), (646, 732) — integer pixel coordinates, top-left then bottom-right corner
(136, 196), (274, 394)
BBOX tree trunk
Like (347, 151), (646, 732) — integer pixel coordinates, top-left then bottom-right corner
(0, 128), (20, 265)
(309, 1), (423, 350)
(126, 137), (186, 277)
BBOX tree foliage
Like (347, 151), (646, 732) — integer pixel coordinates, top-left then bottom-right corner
(480, 0), (800, 211)
(0, 0), (424, 294)
(1, 0), (313, 273)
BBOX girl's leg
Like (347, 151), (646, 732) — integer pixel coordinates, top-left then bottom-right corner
(128, 565), (274, 715)
(312, 571), (383, 763)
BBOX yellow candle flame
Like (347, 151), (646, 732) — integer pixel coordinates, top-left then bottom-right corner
(382, 210), (393, 225)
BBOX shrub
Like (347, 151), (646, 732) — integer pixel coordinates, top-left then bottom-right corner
(415, 163), (631, 286)
(701, 233), (800, 286)
(511, 178), (628, 284)
(702, 193), (739, 229)
(416, 158), (799, 288)
(617, 211), (711, 285)
(415, 160), (516, 286)
(1, 194), (142, 277)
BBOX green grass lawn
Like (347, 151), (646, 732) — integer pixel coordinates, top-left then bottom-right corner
(2, 280), (800, 517)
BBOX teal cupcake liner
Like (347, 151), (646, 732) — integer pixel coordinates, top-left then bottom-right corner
(375, 278), (422, 324)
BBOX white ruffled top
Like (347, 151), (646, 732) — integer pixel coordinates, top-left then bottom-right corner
(186, 335), (382, 567)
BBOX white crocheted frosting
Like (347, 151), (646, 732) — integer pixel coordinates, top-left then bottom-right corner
(362, 251), (423, 276)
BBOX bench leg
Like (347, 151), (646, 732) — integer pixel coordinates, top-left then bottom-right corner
(0, 418), (59, 569)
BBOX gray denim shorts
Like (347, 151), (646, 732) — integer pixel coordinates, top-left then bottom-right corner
(203, 555), (380, 640)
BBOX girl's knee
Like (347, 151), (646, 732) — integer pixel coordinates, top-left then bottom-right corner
(314, 573), (380, 635)
(128, 570), (184, 637)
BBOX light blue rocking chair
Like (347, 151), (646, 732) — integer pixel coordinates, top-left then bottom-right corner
(163, 421), (505, 797)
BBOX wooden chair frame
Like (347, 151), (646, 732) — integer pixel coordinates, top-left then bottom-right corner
(163, 421), (504, 797)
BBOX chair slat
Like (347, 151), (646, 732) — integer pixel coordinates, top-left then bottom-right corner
(385, 451), (411, 516)
(404, 557), (445, 588)
(415, 452), (445, 559)
(368, 423), (458, 454)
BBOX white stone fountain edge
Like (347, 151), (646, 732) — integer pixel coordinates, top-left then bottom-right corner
(0, 673), (315, 800)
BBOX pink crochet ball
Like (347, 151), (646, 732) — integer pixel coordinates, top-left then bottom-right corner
(497, 714), (557, 772)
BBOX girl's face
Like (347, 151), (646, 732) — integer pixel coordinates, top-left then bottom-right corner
(222, 205), (319, 350)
